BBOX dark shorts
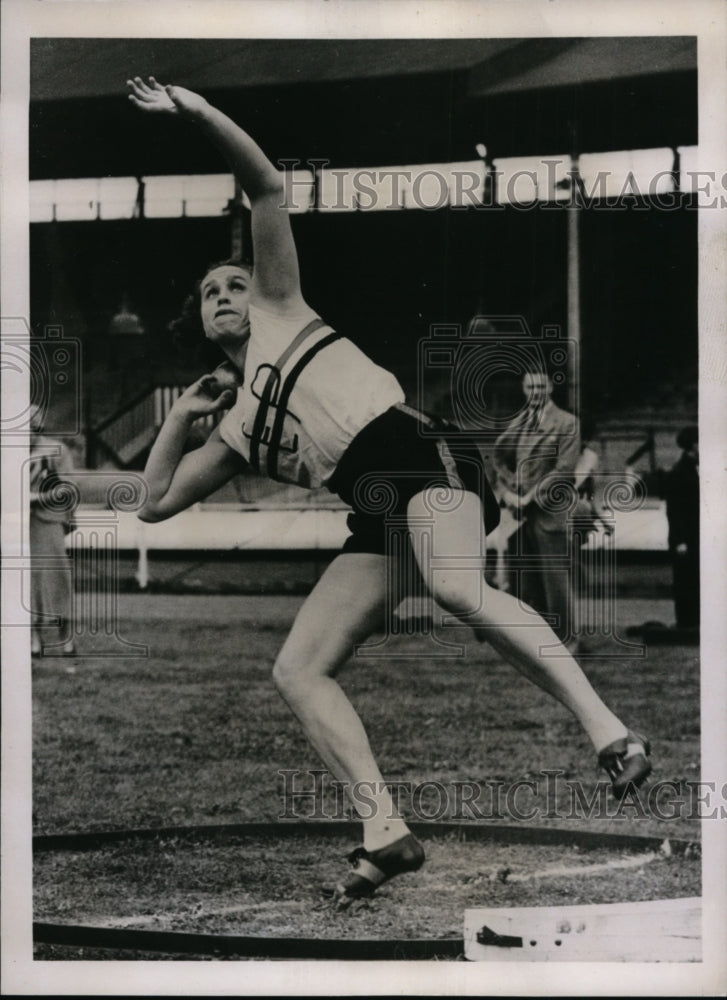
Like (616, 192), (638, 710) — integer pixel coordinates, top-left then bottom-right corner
(327, 404), (500, 556)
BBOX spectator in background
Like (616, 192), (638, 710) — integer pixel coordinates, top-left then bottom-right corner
(28, 403), (76, 656)
(664, 425), (699, 630)
(492, 367), (581, 652)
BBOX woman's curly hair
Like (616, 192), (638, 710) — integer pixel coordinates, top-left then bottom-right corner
(168, 257), (253, 367)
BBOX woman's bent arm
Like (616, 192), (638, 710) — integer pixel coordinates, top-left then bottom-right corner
(139, 423), (246, 523)
(138, 376), (246, 522)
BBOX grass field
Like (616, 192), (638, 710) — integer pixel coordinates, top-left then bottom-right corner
(32, 593), (701, 956)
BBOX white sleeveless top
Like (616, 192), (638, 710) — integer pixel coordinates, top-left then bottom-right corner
(218, 302), (405, 488)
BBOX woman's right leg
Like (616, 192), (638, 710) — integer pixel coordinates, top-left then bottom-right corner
(272, 551), (412, 852)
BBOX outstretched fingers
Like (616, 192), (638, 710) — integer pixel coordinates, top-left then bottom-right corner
(126, 75), (177, 113)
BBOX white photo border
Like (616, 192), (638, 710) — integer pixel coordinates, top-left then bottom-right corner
(2, 0), (725, 995)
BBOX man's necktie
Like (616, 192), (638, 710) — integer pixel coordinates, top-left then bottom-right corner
(518, 406), (539, 448)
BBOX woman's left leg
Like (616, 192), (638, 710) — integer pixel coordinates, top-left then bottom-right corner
(406, 489), (630, 755)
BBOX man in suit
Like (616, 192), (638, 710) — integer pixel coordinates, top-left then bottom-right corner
(664, 425), (699, 630)
(492, 368), (581, 652)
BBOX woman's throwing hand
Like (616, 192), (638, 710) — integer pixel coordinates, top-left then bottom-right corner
(126, 76), (209, 118)
(172, 375), (237, 420)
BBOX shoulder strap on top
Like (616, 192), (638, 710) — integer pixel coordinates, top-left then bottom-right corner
(266, 329), (342, 479)
(247, 317), (327, 472)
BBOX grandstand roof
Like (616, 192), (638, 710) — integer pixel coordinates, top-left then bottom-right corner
(29, 37), (697, 180)
(31, 37), (695, 100)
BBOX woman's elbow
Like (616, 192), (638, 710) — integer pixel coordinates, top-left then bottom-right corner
(137, 502), (167, 523)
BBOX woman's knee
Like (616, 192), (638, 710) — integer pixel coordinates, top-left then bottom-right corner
(430, 573), (490, 618)
(272, 645), (340, 699)
(272, 650), (304, 697)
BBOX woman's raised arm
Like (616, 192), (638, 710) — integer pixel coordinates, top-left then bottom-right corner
(127, 76), (304, 311)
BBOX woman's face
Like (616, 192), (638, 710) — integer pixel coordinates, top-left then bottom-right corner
(200, 265), (252, 343)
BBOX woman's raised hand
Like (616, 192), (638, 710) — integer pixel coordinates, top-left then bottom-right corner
(126, 76), (209, 118)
